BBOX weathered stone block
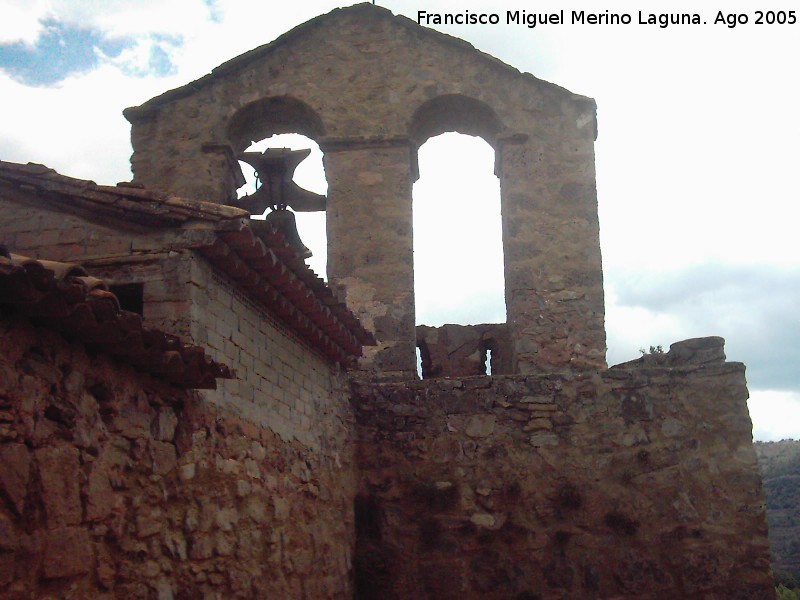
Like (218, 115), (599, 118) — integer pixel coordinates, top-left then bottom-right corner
(465, 415), (496, 438)
(42, 527), (92, 579)
(150, 440), (177, 476)
(0, 444), (31, 516)
(35, 444), (82, 528)
(84, 458), (115, 522)
(153, 407), (178, 442)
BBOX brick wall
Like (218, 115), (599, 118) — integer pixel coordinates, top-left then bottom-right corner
(187, 254), (351, 450)
(0, 312), (356, 599)
(353, 338), (775, 599)
(90, 249), (353, 451)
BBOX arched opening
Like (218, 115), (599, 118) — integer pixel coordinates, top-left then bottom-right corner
(411, 95), (506, 328)
(409, 94), (502, 143)
(227, 96), (325, 152)
(413, 132), (505, 326)
(227, 97), (328, 278)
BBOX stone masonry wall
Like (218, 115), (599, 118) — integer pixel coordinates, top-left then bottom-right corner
(0, 198), (196, 338)
(49, 245), (353, 451)
(126, 4), (606, 377)
(0, 312), (357, 599)
(353, 338), (774, 599)
(324, 142), (417, 376)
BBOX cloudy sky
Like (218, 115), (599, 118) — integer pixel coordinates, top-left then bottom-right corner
(1, 0), (798, 440)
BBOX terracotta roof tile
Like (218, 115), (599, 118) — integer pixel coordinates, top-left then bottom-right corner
(0, 245), (234, 389)
(0, 160), (249, 226)
(0, 159), (376, 363)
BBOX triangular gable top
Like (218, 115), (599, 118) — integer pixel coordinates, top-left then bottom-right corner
(125, 3), (592, 122)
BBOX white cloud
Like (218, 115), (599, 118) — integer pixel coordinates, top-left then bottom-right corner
(0, 61), (188, 182)
(0, 1), (48, 44)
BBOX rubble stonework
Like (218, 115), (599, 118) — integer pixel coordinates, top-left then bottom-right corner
(352, 339), (775, 599)
(0, 3), (776, 599)
(416, 323), (512, 378)
(0, 316), (356, 598)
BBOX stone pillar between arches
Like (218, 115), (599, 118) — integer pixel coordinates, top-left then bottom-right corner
(322, 137), (417, 379)
(498, 136), (607, 374)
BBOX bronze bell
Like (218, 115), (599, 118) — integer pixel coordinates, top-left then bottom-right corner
(264, 207), (313, 260)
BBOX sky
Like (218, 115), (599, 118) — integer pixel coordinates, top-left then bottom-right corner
(0, 0), (798, 440)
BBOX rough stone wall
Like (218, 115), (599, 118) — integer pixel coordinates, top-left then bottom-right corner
(0, 191), (357, 439)
(0, 312), (356, 599)
(88, 252), (195, 338)
(353, 338), (774, 599)
(125, 4), (606, 377)
(416, 323), (511, 378)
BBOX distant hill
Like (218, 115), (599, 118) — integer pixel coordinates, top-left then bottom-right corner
(756, 440), (800, 587)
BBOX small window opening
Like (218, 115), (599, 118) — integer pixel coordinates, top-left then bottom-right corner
(109, 283), (144, 315)
(237, 133), (328, 279)
(480, 340), (494, 377)
(416, 341), (433, 380)
(413, 132), (505, 327)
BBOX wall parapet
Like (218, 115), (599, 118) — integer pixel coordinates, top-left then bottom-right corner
(611, 336), (728, 370)
(352, 346), (773, 599)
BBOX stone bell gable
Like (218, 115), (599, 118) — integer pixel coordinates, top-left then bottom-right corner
(124, 3), (606, 380)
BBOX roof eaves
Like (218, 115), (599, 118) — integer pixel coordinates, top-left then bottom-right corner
(0, 160), (250, 227)
(200, 218), (375, 365)
(0, 245), (234, 389)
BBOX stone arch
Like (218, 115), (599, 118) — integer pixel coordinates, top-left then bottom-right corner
(409, 94), (503, 150)
(226, 96), (326, 152)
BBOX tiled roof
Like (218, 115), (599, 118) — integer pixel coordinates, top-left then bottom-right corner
(0, 160), (375, 363)
(204, 219), (374, 363)
(0, 160), (249, 226)
(0, 245), (234, 389)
